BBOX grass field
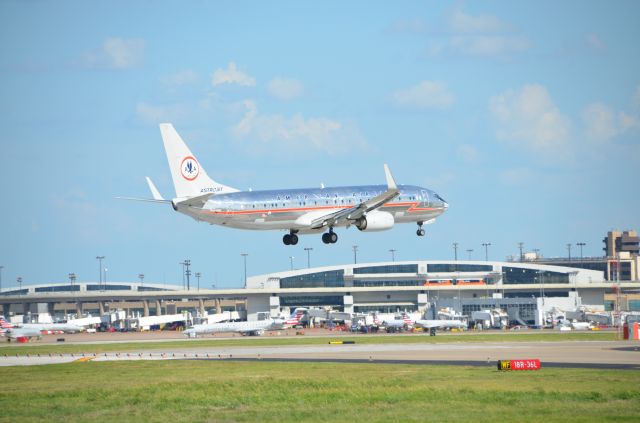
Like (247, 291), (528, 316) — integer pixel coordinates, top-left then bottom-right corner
(0, 360), (638, 422)
(0, 331), (618, 355)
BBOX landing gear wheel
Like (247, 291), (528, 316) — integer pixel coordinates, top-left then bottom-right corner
(290, 234), (299, 245)
(283, 234), (292, 245)
(416, 221), (425, 237)
(322, 230), (338, 244)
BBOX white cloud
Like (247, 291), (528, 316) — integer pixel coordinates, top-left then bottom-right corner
(160, 70), (199, 88)
(391, 81), (455, 110)
(585, 33), (607, 51)
(232, 100), (367, 156)
(82, 38), (145, 70)
(582, 103), (617, 145)
(211, 62), (256, 87)
(386, 18), (428, 34)
(619, 111), (639, 132)
(489, 84), (571, 155)
(449, 35), (530, 56)
(267, 77), (303, 100)
(456, 144), (479, 163)
(450, 5), (506, 33)
(135, 102), (190, 124)
(420, 5), (531, 58)
(499, 167), (535, 186)
(582, 102), (639, 145)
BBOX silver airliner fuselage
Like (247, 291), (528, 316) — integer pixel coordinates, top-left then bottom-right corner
(179, 184), (448, 233)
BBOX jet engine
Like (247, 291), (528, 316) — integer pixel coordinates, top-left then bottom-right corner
(355, 211), (394, 232)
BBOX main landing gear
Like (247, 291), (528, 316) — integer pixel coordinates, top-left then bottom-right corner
(283, 231), (299, 245)
(322, 228), (338, 244)
(416, 221), (426, 237)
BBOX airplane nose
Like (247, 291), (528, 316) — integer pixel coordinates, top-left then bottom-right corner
(443, 202), (449, 209)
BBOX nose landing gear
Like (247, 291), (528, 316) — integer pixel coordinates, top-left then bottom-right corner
(416, 221), (426, 237)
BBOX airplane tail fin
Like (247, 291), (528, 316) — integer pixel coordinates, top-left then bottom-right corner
(285, 308), (306, 326)
(159, 123), (239, 199)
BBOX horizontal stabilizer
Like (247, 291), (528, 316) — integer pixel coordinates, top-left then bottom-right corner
(115, 196), (171, 204)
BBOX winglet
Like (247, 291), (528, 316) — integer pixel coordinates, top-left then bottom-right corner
(384, 164), (397, 190)
(145, 177), (165, 201)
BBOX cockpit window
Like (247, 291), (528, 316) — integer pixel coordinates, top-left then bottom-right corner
(434, 193), (447, 203)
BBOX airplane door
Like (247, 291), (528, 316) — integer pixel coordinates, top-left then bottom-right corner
(421, 190), (430, 205)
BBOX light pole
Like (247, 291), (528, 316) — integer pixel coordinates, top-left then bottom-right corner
(0, 265), (3, 291)
(352, 245), (358, 264)
(577, 242), (586, 260)
(68, 272), (76, 288)
(138, 273), (144, 287)
(533, 249), (540, 259)
(96, 256), (105, 290)
(195, 272), (201, 291)
(304, 247), (313, 268)
(566, 243), (572, 261)
(17, 276), (22, 290)
(466, 249), (473, 260)
(453, 242), (458, 261)
(482, 243), (491, 261)
(183, 259), (191, 290)
(241, 253), (248, 288)
(518, 242), (524, 261)
(389, 249), (397, 262)
(179, 261), (186, 289)
(289, 256), (294, 271)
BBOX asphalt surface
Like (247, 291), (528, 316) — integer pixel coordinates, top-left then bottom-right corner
(1, 339), (639, 370)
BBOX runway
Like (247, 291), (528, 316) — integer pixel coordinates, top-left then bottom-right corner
(2, 340), (639, 369)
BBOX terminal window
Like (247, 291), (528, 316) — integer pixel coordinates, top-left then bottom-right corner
(353, 264), (418, 274)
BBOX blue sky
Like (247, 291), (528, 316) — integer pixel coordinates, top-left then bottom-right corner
(1, 1), (638, 289)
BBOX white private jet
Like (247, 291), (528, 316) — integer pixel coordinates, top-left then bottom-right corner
(122, 124), (448, 245)
(415, 319), (466, 336)
(4, 323), (84, 342)
(183, 317), (285, 338)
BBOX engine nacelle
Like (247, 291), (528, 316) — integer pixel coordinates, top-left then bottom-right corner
(355, 211), (395, 232)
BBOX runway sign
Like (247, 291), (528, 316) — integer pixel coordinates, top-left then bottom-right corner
(498, 359), (541, 371)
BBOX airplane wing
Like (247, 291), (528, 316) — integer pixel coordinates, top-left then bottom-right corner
(306, 164), (399, 229)
(236, 328), (264, 336)
(416, 320), (464, 329)
(415, 320), (441, 329)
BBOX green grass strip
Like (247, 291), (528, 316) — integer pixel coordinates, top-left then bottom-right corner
(0, 360), (638, 422)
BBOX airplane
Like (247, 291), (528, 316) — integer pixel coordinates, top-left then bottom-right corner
(284, 308), (307, 327)
(121, 124), (449, 245)
(380, 313), (416, 332)
(183, 317), (285, 338)
(4, 322), (84, 342)
(4, 327), (44, 343)
(415, 319), (466, 336)
(0, 316), (15, 337)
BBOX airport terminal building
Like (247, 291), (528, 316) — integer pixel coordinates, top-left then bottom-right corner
(1, 259), (639, 327)
(244, 260), (632, 325)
